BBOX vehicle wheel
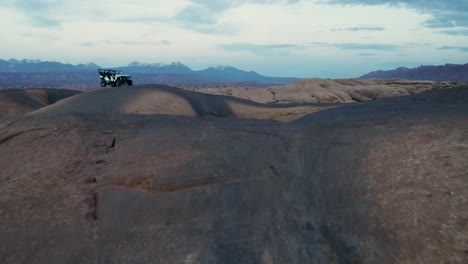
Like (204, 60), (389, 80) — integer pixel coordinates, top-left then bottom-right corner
(100, 80), (107, 87)
(115, 80), (121, 87)
(127, 80), (133, 86)
(111, 82), (116, 87)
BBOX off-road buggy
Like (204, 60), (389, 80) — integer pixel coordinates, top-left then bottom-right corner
(98, 69), (133, 87)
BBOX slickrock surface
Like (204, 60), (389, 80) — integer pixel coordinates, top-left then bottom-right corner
(0, 85), (467, 263)
(30, 85), (332, 122)
(183, 79), (461, 104)
(0, 88), (81, 118)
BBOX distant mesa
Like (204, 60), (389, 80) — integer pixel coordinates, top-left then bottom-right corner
(360, 63), (468, 82)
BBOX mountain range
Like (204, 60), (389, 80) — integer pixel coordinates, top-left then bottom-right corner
(0, 59), (100, 72)
(1, 59), (467, 90)
(0, 59), (299, 88)
(360, 63), (468, 82)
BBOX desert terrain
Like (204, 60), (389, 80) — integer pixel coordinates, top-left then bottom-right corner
(182, 79), (460, 104)
(0, 88), (81, 119)
(0, 81), (467, 263)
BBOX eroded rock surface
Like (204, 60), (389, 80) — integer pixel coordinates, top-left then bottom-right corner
(183, 79), (462, 104)
(0, 88), (81, 119)
(0, 85), (467, 263)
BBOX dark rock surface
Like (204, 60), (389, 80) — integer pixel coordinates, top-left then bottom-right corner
(0, 85), (467, 263)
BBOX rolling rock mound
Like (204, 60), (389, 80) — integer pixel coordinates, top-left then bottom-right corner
(0, 88), (81, 118)
(183, 78), (458, 104)
(32, 85), (331, 122)
(0, 85), (468, 263)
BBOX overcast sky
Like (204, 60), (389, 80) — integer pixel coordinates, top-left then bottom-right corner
(0, 0), (467, 77)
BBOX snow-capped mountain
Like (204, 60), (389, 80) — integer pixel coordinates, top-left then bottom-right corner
(116, 61), (193, 74)
(0, 59), (100, 72)
(76, 63), (101, 70)
(8, 59), (43, 64)
(196, 66), (263, 82)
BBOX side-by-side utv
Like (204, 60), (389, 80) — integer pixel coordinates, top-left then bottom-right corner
(98, 69), (133, 87)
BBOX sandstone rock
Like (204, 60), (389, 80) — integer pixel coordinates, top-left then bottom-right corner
(0, 85), (467, 263)
(0, 88), (81, 118)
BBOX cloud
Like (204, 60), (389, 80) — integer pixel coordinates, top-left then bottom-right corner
(120, 41), (157, 46)
(80, 42), (95, 47)
(190, 0), (300, 12)
(332, 26), (385, 32)
(180, 22), (240, 35)
(331, 43), (401, 51)
(175, 5), (217, 25)
(219, 43), (301, 50)
(166, 2), (239, 34)
(218, 42), (306, 55)
(438, 29), (468, 36)
(327, 0), (468, 28)
(358, 53), (376, 56)
(219, 42), (402, 55)
(32, 17), (60, 27)
(115, 17), (170, 24)
(8, 0), (62, 27)
(5, 1), (186, 28)
(438, 46), (468, 52)
(172, 0), (301, 32)
(116, 6), (239, 35)
(403, 42), (431, 47)
(80, 40), (173, 48)
(22, 32), (59, 41)
(2, 0), (296, 34)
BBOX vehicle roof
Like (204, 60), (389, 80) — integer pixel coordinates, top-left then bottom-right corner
(98, 69), (125, 74)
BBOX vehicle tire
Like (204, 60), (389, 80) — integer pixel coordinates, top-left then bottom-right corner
(111, 82), (117, 87)
(115, 80), (121, 87)
(127, 80), (133, 86)
(100, 80), (107, 87)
